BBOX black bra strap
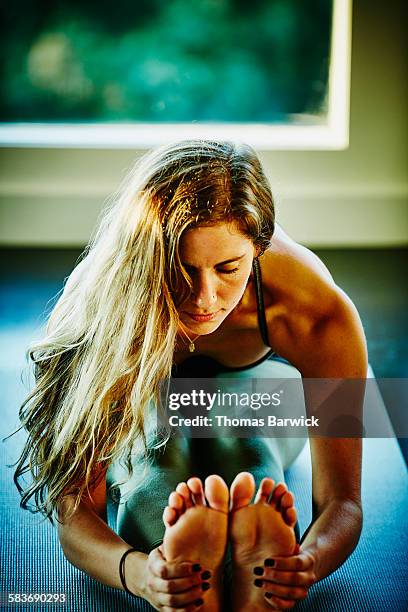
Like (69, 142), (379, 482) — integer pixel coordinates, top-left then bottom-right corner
(252, 257), (272, 348)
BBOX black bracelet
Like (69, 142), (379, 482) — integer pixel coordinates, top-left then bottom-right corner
(119, 547), (137, 596)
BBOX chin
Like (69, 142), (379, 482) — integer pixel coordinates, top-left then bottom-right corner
(185, 321), (222, 335)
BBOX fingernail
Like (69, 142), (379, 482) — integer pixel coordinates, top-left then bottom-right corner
(201, 570), (211, 580)
(192, 563), (202, 572)
(264, 558), (275, 567)
(254, 579), (263, 587)
(265, 592), (273, 599)
(202, 582), (211, 591)
(195, 598), (204, 607)
(253, 566), (264, 576)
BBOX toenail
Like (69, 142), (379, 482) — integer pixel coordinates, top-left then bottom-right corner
(254, 579), (263, 587)
(264, 558), (275, 567)
(192, 564), (202, 572)
(202, 582), (210, 591)
(194, 598), (204, 607)
(201, 570), (211, 580)
(253, 566), (264, 576)
(265, 592), (273, 599)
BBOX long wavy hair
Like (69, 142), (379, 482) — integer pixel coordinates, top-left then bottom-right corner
(13, 140), (275, 522)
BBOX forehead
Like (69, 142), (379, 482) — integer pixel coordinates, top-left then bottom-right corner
(179, 222), (253, 264)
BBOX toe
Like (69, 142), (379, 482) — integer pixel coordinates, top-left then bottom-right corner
(270, 483), (288, 509)
(254, 477), (275, 504)
(205, 474), (229, 513)
(280, 491), (294, 509)
(163, 505), (178, 527)
(284, 506), (298, 527)
(176, 482), (194, 509)
(187, 477), (206, 505)
(230, 471), (255, 511)
(168, 491), (185, 512)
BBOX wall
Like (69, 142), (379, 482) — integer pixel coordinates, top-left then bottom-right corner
(0, 0), (406, 247)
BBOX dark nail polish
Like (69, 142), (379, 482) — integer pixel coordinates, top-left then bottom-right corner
(192, 563), (202, 572)
(201, 570), (211, 580)
(195, 598), (204, 607)
(254, 579), (263, 587)
(202, 582), (211, 591)
(265, 592), (273, 599)
(264, 558), (275, 567)
(253, 566), (264, 576)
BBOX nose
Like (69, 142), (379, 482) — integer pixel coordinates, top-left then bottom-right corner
(191, 272), (217, 311)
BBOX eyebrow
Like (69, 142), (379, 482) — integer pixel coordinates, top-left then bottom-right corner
(182, 254), (246, 268)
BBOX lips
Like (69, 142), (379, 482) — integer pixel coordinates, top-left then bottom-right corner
(184, 310), (220, 322)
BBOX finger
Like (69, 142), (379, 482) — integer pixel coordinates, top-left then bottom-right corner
(265, 552), (314, 572)
(156, 586), (205, 608)
(254, 478), (275, 504)
(262, 568), (316, 587)
(257, 580), (308, 600)
(149, 548), (204, 579)
(176, 481), (194, 509)
(148, 573), (206, 594)
(187, 477), (206, 505)
(264, 593), (296, 609)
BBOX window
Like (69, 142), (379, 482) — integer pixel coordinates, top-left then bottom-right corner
(0, 0), (351, 149)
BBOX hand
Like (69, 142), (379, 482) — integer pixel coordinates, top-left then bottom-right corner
(257, 545), (317, 609)
(139, 546), (212, 611)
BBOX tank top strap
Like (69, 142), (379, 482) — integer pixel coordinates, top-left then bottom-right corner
(252, 257), (272, 349)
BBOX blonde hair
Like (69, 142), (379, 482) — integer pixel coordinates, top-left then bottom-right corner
(13, 140), (275, 521)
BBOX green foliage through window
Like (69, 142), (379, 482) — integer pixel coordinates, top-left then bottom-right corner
(0, 0), (333, 123)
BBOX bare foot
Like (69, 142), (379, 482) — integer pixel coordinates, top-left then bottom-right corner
(162, 475), (229, 611)
(229, 472), (297, 611)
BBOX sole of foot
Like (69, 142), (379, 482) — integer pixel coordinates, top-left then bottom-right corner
(162, 474), (229, 611)
(229, 472), (297, 611)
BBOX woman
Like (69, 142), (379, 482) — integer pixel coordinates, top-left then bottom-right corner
(14, 140), (367, 611)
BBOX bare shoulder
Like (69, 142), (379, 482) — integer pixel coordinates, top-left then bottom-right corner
(262, 225), (367, 375)
(262, 223), (338, 319)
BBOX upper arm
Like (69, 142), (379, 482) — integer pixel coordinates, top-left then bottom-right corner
(270, 273), (368, 378)
(298, 288), (367, 377)
(58, 465), (108, 523)
(81, 466), (108, 521)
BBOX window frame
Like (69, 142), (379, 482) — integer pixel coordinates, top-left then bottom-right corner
(0, 0), (351, 151)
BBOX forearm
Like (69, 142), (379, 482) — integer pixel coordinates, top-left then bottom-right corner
(57, 498), (147, 596)
(300, 498), (363, 581)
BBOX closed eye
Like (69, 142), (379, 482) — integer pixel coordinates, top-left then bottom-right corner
(218, 268), (239, 275)
(183, 264), (239, 275)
